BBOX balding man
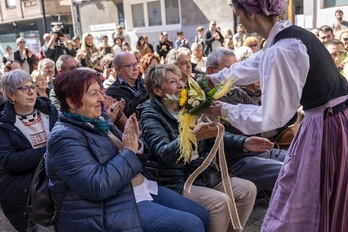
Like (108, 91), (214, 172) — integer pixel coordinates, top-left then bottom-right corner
(105, 52), (149, 117)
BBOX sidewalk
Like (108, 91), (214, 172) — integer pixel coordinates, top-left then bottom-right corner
(0, 200), (268, 231)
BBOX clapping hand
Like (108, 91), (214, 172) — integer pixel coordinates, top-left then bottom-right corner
(122, 114), (140, 153)
(106, 99), (125, 123)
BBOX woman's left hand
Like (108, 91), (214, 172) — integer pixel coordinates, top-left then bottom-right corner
(105, 98), (125, 123)
(243, 136), (274, 152)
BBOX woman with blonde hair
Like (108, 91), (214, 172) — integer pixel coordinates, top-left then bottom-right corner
(243, 36), (259, 53)
(31, 70), (50, 98)
(79, 33), (99, 68)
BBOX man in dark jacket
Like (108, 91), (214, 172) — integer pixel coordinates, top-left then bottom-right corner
(13, 37), (37, 74)
(106, 52), (149, 117)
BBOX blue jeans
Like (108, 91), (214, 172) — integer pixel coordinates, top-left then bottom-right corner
(229, 149), (287, 192)
(137, 186), (210, 232)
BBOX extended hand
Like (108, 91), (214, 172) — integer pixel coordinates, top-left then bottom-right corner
(203, 101), (223, 120)
(243, 136), (274, 152)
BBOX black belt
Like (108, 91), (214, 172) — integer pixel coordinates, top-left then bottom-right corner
(324, 99), (348, 118)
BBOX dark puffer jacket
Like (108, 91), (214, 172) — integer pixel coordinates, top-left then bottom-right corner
(0, 97), (58, 232)
(138, 98), (246, 194)
(105, 77), (149, 118)
(46, 114), (143, 232)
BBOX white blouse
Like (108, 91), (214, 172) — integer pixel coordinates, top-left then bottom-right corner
(210, 20), (310, 135)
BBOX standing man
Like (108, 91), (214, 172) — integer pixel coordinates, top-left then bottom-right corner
(13, 37), (36, 74)
(203, 20), (224, 56)
(39, 33), (51, 60)
(332, 9), (348, 35)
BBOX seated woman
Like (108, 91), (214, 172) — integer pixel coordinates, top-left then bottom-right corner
(138, 64), (261, 232)
(31, 69), (50, 98)
(47, 67), (210, 232)
(0, 69), (58, 232)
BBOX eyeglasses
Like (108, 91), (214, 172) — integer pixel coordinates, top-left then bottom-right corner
(118, 62), (140, 69)
(17, 85), (36, 94)
(343, 37), (348, 41)
(65, 63), (82, 71)
(18, 41), (25, 44)
(249, 44), (258, 47)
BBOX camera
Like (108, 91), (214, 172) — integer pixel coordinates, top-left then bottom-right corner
(51, 22), (66, 37)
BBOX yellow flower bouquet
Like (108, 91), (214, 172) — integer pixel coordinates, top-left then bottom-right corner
(175, 74), (236, 164)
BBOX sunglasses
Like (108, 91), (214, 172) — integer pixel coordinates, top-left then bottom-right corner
(17, 85), (36, 94)
(249, 44), (258, 47)
(343, 37), (348, 41)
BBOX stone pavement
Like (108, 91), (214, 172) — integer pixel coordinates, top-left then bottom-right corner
(0, 200), (268, 231)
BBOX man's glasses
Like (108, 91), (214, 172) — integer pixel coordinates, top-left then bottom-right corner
(18, 41), (25, 44)
(118, 63), (140, 69)
(65, 63), (82, 71)
(249, 44), (258, 47)
(17, 85), (36, 94)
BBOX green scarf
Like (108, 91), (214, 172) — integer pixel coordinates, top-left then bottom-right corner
(63, 112), (110, 134)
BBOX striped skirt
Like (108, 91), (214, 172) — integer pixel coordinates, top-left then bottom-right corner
(261, 95), (348, 232)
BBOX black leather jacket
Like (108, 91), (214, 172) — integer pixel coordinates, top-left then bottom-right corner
(138, 98), (247, 193)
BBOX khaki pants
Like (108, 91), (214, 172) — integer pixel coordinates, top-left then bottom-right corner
(183, 177), (256, 232)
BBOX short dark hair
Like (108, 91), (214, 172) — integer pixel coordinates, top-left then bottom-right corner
(54, 67), (103, 112)
(177, 30), (184, 36)
(319, 25), (333, 34)
(335, 9), (343, 15)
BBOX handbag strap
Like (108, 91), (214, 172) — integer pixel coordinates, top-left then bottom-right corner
(183, 122), (242, 230)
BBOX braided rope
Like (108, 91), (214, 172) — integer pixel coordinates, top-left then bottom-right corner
(183, 122), (242, 229)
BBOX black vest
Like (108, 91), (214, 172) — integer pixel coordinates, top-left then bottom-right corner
(273, 25), (348, 110)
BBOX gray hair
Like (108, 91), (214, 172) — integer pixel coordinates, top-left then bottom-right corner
(56, 55), (75, 71)
(191, 42), (202, 51)
(166, 47), (191, 65)
(206, 47), (236, 69)
(38, 58), (55, 71)
(145, 64), (182, 99)
(2, 69), (33, 100)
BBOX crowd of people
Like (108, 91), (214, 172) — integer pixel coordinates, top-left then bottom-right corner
(0, 0), (347, 231)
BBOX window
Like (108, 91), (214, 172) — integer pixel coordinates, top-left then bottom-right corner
(6, 0), (16, 8)
(148, 1), (162, 26)
(128, 0), (180, 29)
(22, 0), (38, 7)
(132, 3), (145, 28)
(324, 0), (346, 7)
(165, 0), (180, 24)
(117, 2), (125, 28)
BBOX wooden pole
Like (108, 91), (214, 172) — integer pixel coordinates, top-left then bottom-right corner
(288, 0), (294, 24)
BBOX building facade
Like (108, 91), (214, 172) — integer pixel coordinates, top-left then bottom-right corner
(1, 0), (348, 64)
(0, 0), (72, 58)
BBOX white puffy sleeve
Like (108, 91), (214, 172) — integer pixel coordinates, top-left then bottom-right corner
(220, 38), (310, 135)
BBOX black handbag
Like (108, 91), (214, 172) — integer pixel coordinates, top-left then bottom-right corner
(27, 155), (68, 227)
(189, 158), (222, 188)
